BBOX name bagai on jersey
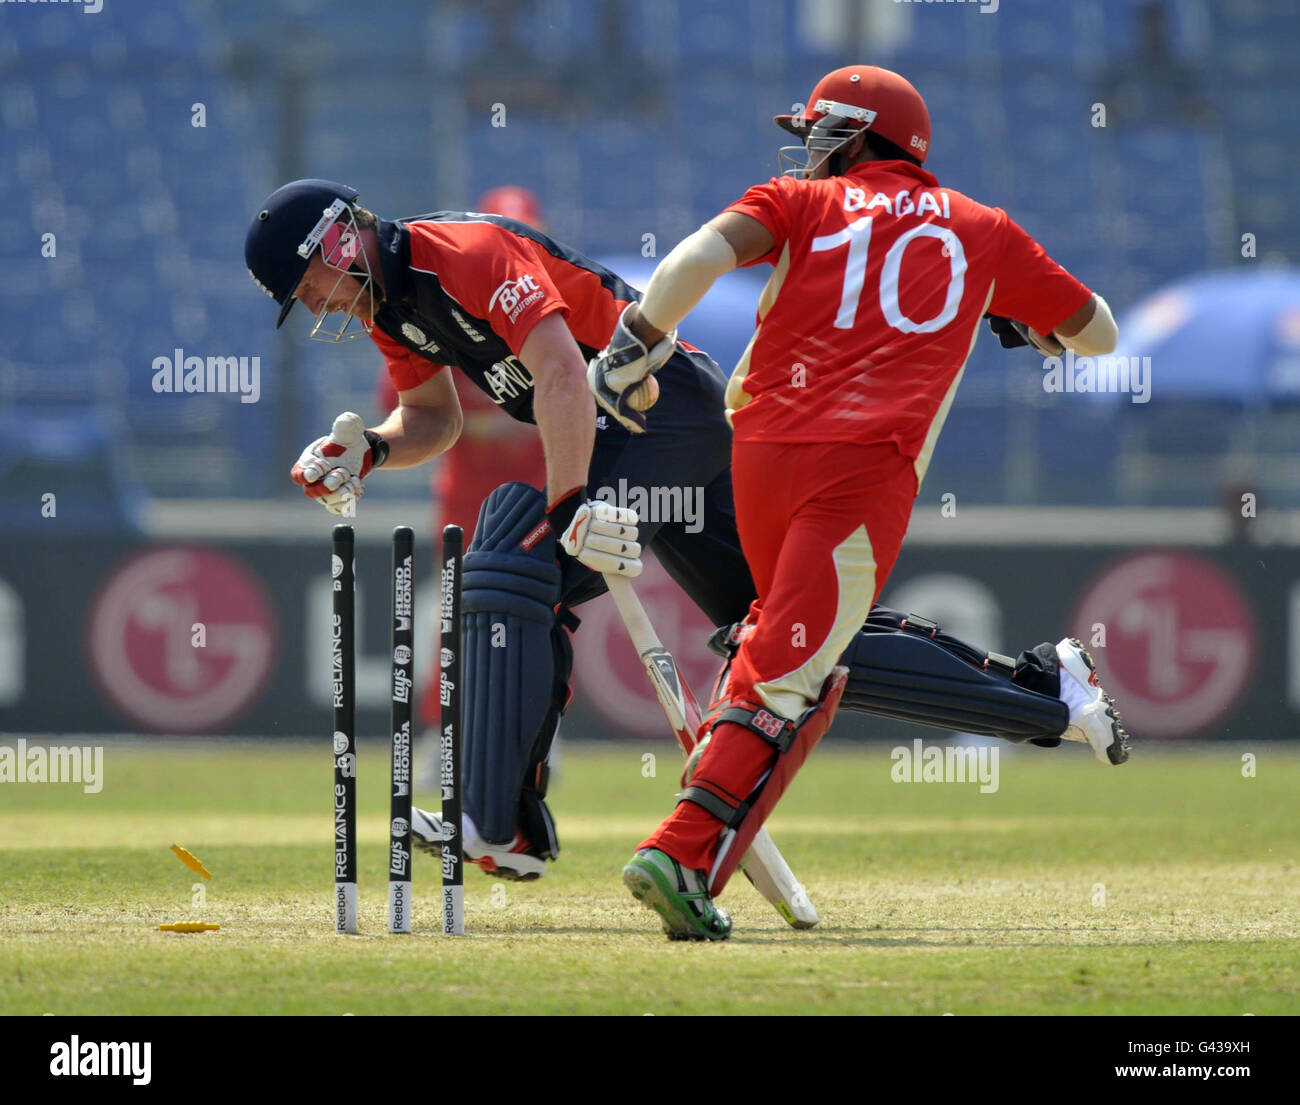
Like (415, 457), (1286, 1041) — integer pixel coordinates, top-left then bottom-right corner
(845, 186), (952, 219)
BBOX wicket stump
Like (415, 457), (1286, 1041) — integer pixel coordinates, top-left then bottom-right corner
(331, 524), (359, 934)
(439, 525), (465, 936)
(389, 526), (414, 933)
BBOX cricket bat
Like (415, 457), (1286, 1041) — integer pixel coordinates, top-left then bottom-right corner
(604, 574), (817, 929)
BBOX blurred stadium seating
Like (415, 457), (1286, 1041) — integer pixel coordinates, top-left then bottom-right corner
(2, 0), (1297, 518)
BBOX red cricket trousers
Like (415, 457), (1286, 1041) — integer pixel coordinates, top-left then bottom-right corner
(640, 440), (918, 872)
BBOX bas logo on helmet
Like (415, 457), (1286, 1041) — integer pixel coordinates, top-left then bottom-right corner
(87, 548), (276, 732)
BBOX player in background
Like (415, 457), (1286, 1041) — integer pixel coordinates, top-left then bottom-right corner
(590, 65), (1129, 940)
(370, 187), (547, 786)
(245, 167), (1123, 893)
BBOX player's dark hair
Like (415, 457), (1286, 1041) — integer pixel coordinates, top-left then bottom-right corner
(828, 129), (922, 177)
(350, 204), (379, 230)
(862, 130), (921, 166)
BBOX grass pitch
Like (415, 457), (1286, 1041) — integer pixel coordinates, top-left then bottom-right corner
(0, 739), (1296, 1015)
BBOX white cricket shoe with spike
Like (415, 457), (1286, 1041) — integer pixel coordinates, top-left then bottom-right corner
(1055, 638), (1130, 765)
(411, 806), (547, 881)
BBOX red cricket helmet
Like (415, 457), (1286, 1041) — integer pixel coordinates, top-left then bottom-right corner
(774, 65), (931, 176)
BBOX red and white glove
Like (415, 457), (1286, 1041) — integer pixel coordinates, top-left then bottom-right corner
(550, 491), (642, 576)
(291, 412), (387, 515)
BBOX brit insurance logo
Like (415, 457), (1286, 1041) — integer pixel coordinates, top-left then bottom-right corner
(488, 274), (544, 324)
(86, 548), (276, 732)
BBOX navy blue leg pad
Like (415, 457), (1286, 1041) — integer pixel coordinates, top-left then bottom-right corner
(839, 623), (1068, 743)
(461, 483), (563, 846)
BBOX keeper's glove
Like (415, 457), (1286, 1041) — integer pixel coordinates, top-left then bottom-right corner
(587, 304), (677, 434)
(985, 313), (1065, 356)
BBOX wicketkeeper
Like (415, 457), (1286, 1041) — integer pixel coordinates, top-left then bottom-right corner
(590, 65), (1129, 940)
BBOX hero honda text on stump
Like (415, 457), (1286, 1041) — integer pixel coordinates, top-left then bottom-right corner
(440, 525), (465, 936)
(389, 526), (415, 934)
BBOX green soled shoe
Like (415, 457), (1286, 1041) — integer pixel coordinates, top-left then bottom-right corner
(622, 848), (732, 941)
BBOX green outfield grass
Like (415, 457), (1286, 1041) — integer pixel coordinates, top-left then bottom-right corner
(0, 739), (1296, 1015)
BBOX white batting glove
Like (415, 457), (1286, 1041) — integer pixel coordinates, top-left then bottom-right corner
(558, 501), (642, 576)
(588, 304), (677, 434)
(291, 412), (381, 515)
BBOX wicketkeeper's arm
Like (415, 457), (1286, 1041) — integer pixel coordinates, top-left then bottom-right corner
(987, 294), (1117, 359)
(622, 221), (746, 348)
(1054, 292), (1117, 356)
(589, 221), (746, 431)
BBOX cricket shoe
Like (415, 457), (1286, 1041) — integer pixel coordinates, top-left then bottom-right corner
(623, 848), (732, 941)
(410, 806), (546, 881)
(1055, 638), (1130, 765)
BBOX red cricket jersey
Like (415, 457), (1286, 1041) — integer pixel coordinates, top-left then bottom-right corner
(724, 161), (1092, 479)
(368, 216), (641, 408)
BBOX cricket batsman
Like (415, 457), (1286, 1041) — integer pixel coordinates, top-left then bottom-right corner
(244, 162), (1124, 890)
(588, 65), (1128, 940)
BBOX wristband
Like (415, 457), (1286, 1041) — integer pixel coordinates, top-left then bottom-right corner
(364, 430), (390, 468)
(546, 486), (586, 537)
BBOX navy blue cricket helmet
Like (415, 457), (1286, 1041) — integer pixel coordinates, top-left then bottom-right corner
(245, 178), (361, 328)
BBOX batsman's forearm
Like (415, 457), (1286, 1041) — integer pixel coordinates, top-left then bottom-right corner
(532, 358), (595, 503)
(369, 404), (462, 469)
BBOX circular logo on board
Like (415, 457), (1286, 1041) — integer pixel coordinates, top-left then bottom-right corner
(441, 646), (454, 669)
(393, 644), (411, 665)
(86, 547), (276, 732)
(333, 731), (349, 755)
(391, 817), (409, 836)
(573, 558), (720, 737)
(331, 554), (343, 579)
(1071, 552), (1255, 738)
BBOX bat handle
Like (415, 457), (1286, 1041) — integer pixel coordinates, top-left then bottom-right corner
(604, 573), (661, 651)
